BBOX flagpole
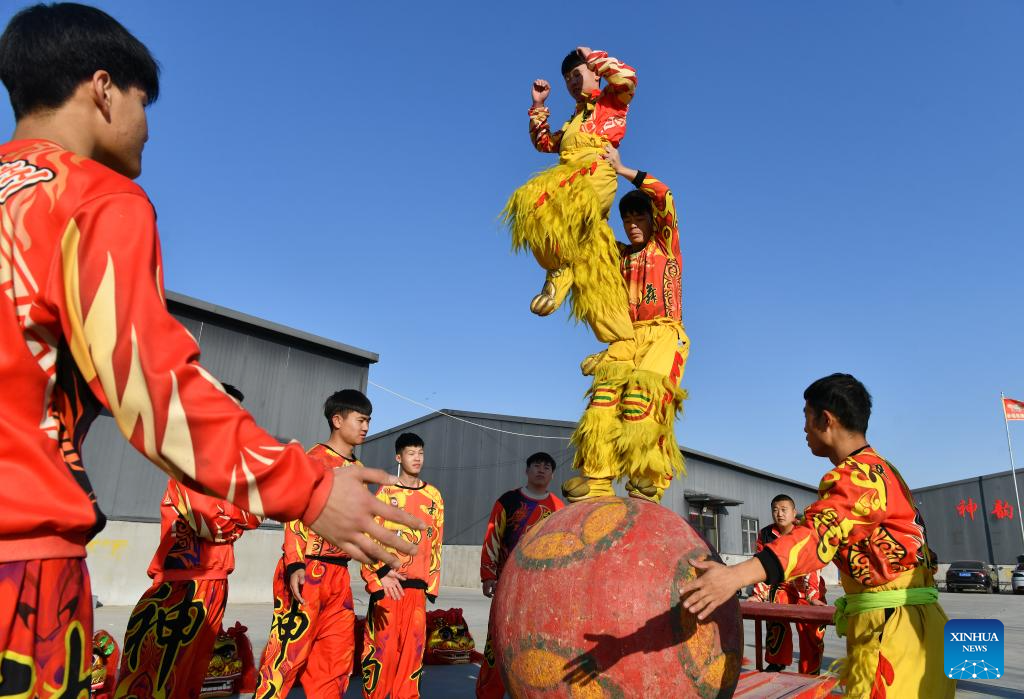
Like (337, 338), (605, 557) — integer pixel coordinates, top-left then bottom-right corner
(1001, 393), (1024, 550)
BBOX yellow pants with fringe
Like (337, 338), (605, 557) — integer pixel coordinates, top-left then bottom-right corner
(571, 319), (689, 489)
(839, 568), (955, 699)
(503, 134), (634, 344)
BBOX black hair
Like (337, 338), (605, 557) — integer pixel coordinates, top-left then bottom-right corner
(618, 189), (653, 220)
(526, 451), (556, 470)
(395, 432), (424, 454)
(221, 383), (244, 403)
(770, 494), (795, 508)
(323, 389), (372, 430)
(0, 3), (160, 120)
(804, 373), (872, 434)
(561, 49), (585, 77)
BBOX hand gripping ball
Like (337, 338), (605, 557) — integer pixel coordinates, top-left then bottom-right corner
(492, 496), (742, 698)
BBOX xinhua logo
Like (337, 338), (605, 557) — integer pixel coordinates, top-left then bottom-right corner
(944, 619), (1004, 680)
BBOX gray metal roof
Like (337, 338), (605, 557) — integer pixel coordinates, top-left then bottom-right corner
(166, 291), (378, 364)
(367, 408), (818, 491)
(912, 468), (1020, 493)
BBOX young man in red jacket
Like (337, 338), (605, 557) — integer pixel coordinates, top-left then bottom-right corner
(0, 6), (418, 696)
(360, 432), (445, 699)
(476, 453), (564, 699)
(255, 390), (378, 698)
(752, 494), (827, 675)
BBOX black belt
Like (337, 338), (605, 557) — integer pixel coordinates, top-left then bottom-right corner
(307, 555), (350, 566)
(368, 578), (430, 604)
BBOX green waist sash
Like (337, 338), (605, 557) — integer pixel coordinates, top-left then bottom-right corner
(833, 586), (938, 637)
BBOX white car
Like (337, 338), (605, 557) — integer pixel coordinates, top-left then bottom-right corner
(1012, 565), (1024, 594)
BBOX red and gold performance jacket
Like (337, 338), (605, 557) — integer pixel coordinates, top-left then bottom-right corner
(147, 479), (262, 583)
(281, 443), (359, 578)
(480, 489), (565, 582)
(620, 173), (682, 324)
(528, 50), (637, 154)
(362, 482), (444, 602)
(757, 447), (933, 588)
(752, 523), (826, 604)
(0, 140), (333, 564)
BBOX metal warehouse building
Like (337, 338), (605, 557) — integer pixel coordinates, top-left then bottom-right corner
(913, 470), (1024, 567)
(81, 293), (841, 603)
(82, 291), (377, 605)
(358, 409), (835, 584)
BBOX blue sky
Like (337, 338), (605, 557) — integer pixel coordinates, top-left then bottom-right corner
(3, 1), (1022, 490)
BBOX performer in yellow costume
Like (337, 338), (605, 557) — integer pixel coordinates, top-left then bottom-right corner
(562, 147), (689, 503)
(503, 46), (637, 348)
(679, 374), (955, 699)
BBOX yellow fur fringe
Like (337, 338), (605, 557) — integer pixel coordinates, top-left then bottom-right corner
(502, 160), (630, 331)
(617, 370), (689, 480)
(569, 218), (632, 341)
(570, 361), (632, 479)
(502, 160), (605, 265)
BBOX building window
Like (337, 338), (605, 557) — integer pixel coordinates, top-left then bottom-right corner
(689, 505), (719, 550)
(742, 516), (759, 555)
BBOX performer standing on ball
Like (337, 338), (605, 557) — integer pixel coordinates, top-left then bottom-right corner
(680, 374), (954, 699)
(752, 494), (827, 675)
(0, 6), (419, 696)
(476, 453), (565, 699)
(564, 146), (688, 504)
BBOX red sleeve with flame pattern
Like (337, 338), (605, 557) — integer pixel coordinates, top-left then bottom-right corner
(480, 499), (506, 583)
(282, 520), (309, 576)
(762, 459), (889, 584)
(588, 50), (637, 108)
(803, 570), (826, 603)
(165, 480), (263, 543)
(637, 174), (680, 260)
(53, 192), (332, 525)
(361, 487), (392, 596)
(528, 106), (563, 154)
(427, 490), (444, 598)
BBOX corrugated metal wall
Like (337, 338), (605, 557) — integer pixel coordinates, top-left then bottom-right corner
(82, 302), (371, 522)
(914, 471), (1024, 565)
(359, 412), (576, 549)
(359, 411), (821, 555)
(662, 454), (820, 555)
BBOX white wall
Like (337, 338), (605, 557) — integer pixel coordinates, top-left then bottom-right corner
(87, 523), (841, 606)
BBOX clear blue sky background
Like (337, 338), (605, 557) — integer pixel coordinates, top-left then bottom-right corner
(3, 1), (1021, 490)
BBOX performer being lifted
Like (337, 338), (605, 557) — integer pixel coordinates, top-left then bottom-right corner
(503, 46), (637, 353)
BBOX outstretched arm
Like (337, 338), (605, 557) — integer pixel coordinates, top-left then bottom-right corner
(603, 145), (678, 255)
(57, 192), (423, 566)
(679, 557), (768, 621)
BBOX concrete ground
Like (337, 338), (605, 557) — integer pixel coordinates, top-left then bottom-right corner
(94, 585), (1023, 697)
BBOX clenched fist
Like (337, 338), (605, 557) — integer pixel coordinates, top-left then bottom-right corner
(532, 79), (551, 107)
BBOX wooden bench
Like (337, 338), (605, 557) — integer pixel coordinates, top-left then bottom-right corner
(735, 600), (841, 698)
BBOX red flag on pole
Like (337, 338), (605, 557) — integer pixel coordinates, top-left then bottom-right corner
(1004, 397), (1024, 421)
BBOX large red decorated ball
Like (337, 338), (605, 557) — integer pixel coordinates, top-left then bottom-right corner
(492, 496), (742, 698)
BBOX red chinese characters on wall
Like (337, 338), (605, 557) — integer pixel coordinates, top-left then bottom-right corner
(991, 500), (1014, 520)
(957, 498), (978, 520)
(954, 497), (1016, 521)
